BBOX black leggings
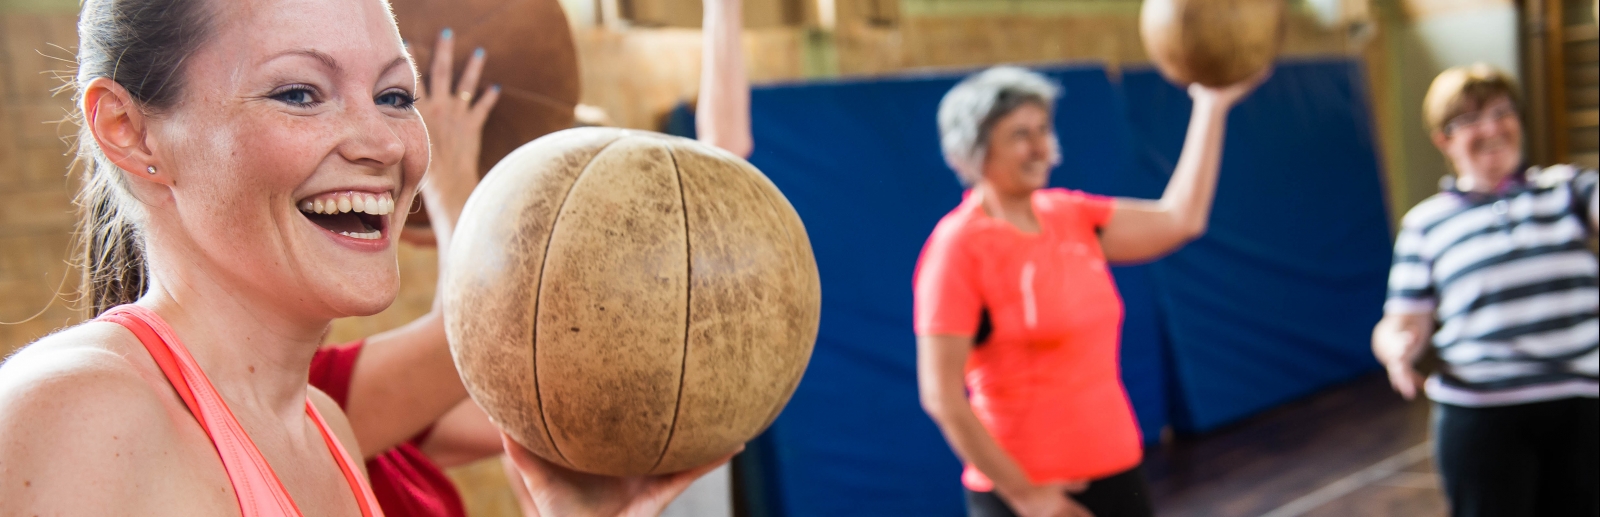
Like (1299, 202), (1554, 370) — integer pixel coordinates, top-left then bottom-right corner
(965, 465), (1154, 517)
(1434, 398), (1598, 517)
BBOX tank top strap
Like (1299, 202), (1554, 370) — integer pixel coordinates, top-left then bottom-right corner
(97, 305), (383, 517)
(307, 401), (383, 516)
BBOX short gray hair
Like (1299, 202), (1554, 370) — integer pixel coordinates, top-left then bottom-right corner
(937, 66), (1062, 185)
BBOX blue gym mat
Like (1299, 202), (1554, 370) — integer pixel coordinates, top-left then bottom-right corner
(672, 58), (1391, 516)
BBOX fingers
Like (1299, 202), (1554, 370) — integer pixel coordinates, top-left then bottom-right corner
(1244, 66), (1273, 88)
(663, 449), (740, 486)
(1188, 66), (1273, 105)
(1222, 67), (1272, 97)
(498, 432), (563, 515)
(429, 28), (455, 100)
(1394, 330), (1422, 363)
(500, 431), (558, 486)
(1230, 67), (1272, 100)
(648, 448), (742, 503)
(500, 432), (534, 472)
(1042, 481), (1086, 494)
(684, 447), (741, 478)
(499, 454), (544, 517)
(1387, 366), (1420, 400)
(1394, 376), (1416, 400)
(471, 85), (502, 122)
(457, 47), (487, 101)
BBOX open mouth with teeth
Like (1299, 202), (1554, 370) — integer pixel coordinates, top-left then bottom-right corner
(298, 191), (395, 240)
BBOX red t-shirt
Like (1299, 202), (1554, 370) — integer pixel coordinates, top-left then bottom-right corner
(914, 188), (1143, 491)
(309, 341), (467, 517)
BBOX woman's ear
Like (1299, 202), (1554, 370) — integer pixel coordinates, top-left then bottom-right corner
(82, 77), (171, 186)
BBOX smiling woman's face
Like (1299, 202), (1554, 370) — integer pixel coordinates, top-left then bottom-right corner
(1436, 95), (1523, 182)
(144, 0), (428, 318)
(981, 102), (1056, 194)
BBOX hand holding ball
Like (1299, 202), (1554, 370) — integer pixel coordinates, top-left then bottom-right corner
(443, 128), (821, 476)
(1140, 0), (1285, 87)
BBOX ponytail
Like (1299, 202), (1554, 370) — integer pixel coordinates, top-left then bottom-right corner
(73, 163), (146, 316)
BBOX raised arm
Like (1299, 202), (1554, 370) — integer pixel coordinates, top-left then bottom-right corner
(340, 31), (500, 458)
(696, 0), (753, 158)
(918, 335), (1090, 517)
(1098, 72), (1267, 264)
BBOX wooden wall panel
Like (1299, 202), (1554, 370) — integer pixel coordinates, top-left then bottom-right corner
(1563, 0), (1599, 167)
(622, 0), (801, 28)
(0, 12), (87, 355)
(573, 27), (804, 130)
(1526, 0), (1600, 168)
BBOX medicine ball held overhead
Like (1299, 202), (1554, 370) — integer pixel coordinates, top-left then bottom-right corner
(1139, 0), (1285, 87)
(443, 128), (822, 476)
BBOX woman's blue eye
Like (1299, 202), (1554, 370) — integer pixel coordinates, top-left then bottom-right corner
(270, 87), (316, 107)
(377, 90), (415, 109)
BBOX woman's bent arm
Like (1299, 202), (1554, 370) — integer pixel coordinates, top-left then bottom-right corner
(917, 334), (1086, 517)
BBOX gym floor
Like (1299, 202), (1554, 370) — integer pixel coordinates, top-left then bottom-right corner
(1147, 373), (1446, 517)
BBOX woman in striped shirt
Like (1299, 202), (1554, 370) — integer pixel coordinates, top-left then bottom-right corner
(1373, 63), (1598, 517)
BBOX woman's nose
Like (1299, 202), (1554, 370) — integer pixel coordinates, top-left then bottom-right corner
(340, 103), (407, 170)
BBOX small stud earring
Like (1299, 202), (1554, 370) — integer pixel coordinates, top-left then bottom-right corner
(146, 165), (157, 175)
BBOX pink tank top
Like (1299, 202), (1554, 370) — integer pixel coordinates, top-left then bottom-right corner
(98, 305), (384, 517)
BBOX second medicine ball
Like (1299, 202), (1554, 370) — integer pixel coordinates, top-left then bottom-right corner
(1140, 0), (1285, 87)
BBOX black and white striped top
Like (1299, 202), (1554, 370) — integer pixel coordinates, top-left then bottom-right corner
(1386, 165), (1599, 407)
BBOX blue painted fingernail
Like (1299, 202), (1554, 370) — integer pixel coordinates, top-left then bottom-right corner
(474, 47), (485, 57)
(492, 83), (501, 91)
(442, 27), (453, 38)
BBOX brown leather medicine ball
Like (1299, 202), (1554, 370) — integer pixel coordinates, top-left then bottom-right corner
(1139, 0), (1285, 87)
(442, 128), (821, 476)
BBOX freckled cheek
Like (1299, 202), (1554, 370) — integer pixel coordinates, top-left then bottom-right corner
(203, 120), (328, 229)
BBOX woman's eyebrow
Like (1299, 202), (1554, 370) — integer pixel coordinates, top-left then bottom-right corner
(379, 56), (409, 77)
(262, 48), (342, 73)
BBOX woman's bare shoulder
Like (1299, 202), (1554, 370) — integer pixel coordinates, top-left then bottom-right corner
(1, 320), (158, 400)
(0, 321), (203, 513)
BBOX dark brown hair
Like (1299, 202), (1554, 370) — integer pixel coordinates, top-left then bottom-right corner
(72, 0), (214, 315)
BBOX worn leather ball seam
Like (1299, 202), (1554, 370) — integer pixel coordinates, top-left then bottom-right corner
(646, 142), (695, 474)
(530, 135), (625, 467)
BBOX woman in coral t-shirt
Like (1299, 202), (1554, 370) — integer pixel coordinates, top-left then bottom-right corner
(914, 67), (1265, 517)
